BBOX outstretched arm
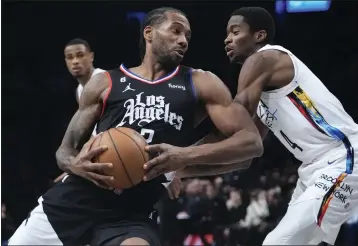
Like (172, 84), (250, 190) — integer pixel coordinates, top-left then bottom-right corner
(181, 52), (273, 165)
(177, 116), (269, 178)
(143, 53), (274, 180)
(180, 70), (263, 165)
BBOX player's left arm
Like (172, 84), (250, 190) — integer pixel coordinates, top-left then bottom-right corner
(143, 53), (273, 180)
(179, 52), (273, 165)
(177, 116), (269, 178)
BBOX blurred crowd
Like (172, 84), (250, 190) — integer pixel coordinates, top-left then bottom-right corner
(156, 169), (358, 246)
(2, 165), (358, 245)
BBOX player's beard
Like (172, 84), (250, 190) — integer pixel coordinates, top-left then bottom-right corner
(153, 40), (182, 70)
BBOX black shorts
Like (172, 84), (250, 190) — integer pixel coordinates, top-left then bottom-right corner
(92, 219), (161, 245)
(9, 175), (163, 246)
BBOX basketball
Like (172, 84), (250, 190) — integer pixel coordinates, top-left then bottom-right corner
(92, 127), (150, 189)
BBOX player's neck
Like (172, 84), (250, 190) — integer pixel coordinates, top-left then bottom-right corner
(133, 55), (176, 81)
(237, 44), (266, 64)
(251, 44), (265, 56)
(77, 66), (95, 86)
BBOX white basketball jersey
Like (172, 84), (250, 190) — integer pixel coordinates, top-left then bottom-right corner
(76, 68), (105, 136)
(256, 45), (358, 164)
(76, 68), (105, 100)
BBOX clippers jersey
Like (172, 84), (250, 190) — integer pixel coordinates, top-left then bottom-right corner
(256, 45), (358, 164)
(97, 64), (197, 148)
(42, 64), (197, 222)
(96, 63), (197, 190)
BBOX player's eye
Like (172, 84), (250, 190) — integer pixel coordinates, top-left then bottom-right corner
(172, 28), (181, 35)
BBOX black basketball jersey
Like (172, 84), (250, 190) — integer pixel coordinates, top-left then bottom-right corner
(41, 65), (199, 240)
(96, 64), (197, 147)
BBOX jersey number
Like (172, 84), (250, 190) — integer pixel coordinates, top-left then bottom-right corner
(141, 128), (155, 143)
(280, 130), (303, 152)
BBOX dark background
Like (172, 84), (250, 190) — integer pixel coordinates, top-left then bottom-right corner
(2, 0), (358, 237)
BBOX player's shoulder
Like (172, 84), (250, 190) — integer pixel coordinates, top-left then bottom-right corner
(86, 71), (111, 89)
(190, 68), (231, 102)
(191, 68), (220, 81)
(248, 50), (278, 64)
(240, 50), (280, 77)
(92, 68), (106, 75)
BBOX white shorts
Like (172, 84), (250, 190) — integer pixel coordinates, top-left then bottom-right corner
(264, 137), (358, 245)
(8, 198), (63, 245)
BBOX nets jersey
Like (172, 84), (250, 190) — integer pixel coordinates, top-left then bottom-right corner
(256, 45), (358, 167)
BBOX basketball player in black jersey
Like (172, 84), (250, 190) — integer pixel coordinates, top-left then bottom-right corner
(9, 7), (263, 246)
(59, 38), (183, 195)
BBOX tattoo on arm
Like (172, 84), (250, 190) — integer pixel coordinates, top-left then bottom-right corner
(56, 73), (110, 172)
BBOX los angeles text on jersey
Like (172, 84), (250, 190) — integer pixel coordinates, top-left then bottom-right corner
(116, 92), (184, 130)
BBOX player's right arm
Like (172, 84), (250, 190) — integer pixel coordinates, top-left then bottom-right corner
(55, 73), (114, 188)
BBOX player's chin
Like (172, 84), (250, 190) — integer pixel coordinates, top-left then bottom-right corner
(71, 71), (83, 77)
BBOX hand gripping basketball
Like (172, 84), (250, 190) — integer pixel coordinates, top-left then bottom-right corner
(70, 133), (114, 189)
(143, 143), (187, 181)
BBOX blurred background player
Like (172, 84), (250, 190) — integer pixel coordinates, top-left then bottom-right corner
(54, 38), (105, 184)
(64, 38), (105, 103)
(224, 6), (358, 245)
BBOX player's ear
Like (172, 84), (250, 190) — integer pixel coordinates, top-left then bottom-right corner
(144, 26), (153, 42)
(255, 30), (267, 43)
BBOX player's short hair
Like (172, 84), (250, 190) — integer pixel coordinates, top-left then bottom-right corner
(139, 7), (187, 60)
(231, 7), (275, 44)
(65, 38), (92, 52)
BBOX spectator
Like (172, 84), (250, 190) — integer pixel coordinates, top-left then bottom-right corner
(240, 190), (269, 228)
(1, 203), (15, 244)
(225, 189), (247, 245)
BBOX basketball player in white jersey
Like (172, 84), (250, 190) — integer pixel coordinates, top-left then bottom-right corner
(64, 38), (105, 104)
(54, 39), (105, 183)
(142, 6), (357, 245)
(221, 7), (358, 245)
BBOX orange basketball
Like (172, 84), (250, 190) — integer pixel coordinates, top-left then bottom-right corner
(92, 127), (149, 189)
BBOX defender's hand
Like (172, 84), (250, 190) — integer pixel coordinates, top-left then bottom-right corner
(70, 134), (114, 189)
(143, 144), (187, 181)
(167, 176), (181, 200)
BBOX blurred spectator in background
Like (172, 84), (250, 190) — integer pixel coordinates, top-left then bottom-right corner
(1, 203), (15, 245)
(225, 189), (247, 245)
